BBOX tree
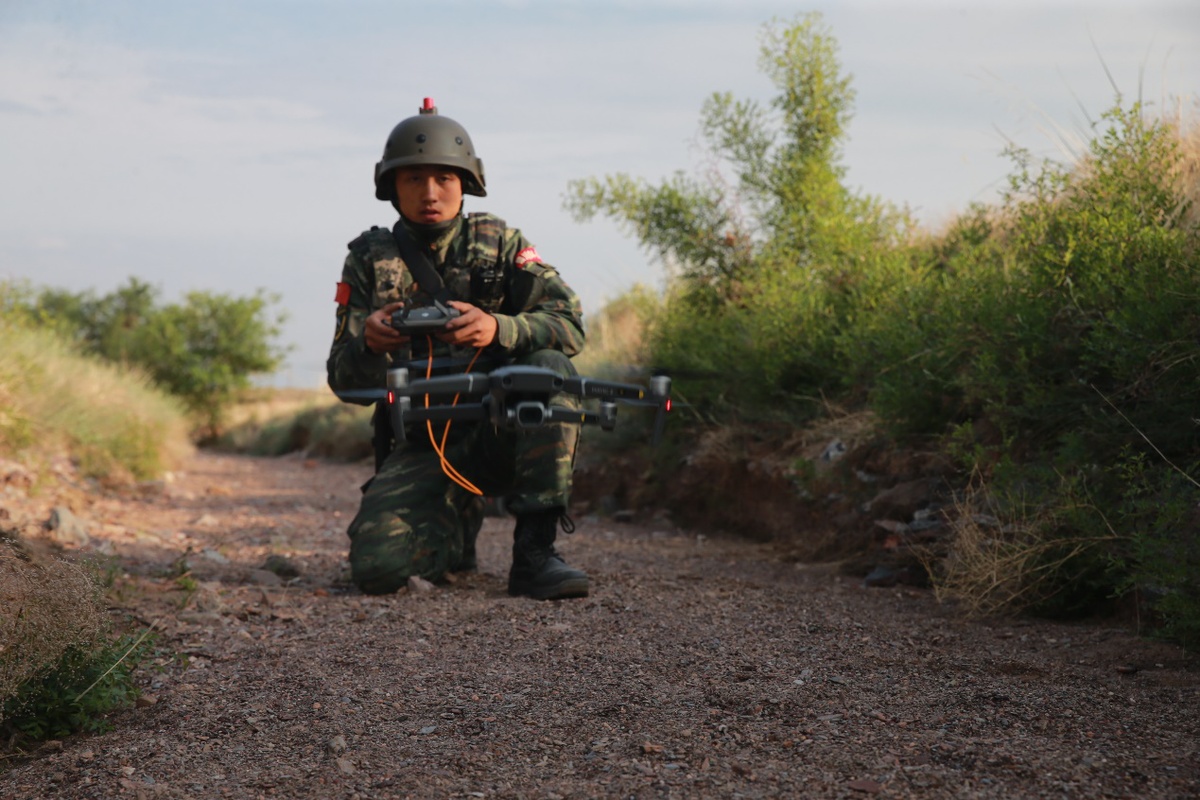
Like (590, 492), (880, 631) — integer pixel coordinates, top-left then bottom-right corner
(565, 13), (909, 414)
(126, 289), (287, 430)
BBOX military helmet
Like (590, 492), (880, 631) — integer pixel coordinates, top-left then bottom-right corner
(374, 98), (487, 200)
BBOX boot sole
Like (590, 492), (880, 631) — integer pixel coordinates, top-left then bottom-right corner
(508, 576), (590, 600)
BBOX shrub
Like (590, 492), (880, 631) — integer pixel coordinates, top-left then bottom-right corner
(1, 277), (288, 432)
(1, 632), (155, 743)
(567, 13), (912, 422)
(878, 106), (1199, 641)
(570, 13), (1199, 641)
(0, 546), (154, 745)
(1108, 450), (1200, 646)
(926, 469), (1122, 619)
(0, 316), (191, 483)
(214, 393), (374, 461)
(868, 106), (1199, 454)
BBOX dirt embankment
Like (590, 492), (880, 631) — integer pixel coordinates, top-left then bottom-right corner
(1, 450), (1197, 799)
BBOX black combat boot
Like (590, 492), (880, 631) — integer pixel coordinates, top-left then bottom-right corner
(451, 531), (477, 573)
(508, 509), (589, 599)
(450, 498), (485, 573)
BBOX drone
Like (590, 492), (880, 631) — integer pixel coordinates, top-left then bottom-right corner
(334, 362), (674, 445)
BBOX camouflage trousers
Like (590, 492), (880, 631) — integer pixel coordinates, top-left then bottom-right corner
(346, 350), (581, 594)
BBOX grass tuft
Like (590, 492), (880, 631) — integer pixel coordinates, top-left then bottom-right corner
(0, 317), (191, 483)
(0, 543), (154, 747)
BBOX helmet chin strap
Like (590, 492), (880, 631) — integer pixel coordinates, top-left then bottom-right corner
(397, 208), (462, 244)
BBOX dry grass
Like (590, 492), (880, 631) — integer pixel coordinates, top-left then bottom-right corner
(921, 480), (1119, 618)
(0, 544), (108, 710)
(1172, 102), (1200, 230)
(0, 319), (192, 483)
(213, 388), (373, 460)
(574, 284), (659, 378)
(221, 387), (341, 430)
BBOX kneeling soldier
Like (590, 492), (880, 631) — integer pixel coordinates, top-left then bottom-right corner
(327, 99), (589, 600)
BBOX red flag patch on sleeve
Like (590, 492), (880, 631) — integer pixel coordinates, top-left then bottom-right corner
(335, 282), (351, 305)
(514, 247), (542, 269)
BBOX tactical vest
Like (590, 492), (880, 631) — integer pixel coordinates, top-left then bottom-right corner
(348, 213), (509, 313)
(349, 214), (511, 472)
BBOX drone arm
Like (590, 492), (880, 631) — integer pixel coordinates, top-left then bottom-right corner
(332, 388), (388, 403)
(561, 376), (646, 402)
(399, 372), (491, 397)
(540, 406), (601, 426)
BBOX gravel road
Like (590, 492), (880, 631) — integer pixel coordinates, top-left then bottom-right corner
(2, 451), (1197, 799)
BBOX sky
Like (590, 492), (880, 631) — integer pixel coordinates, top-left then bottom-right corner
(2, 0), (1197, 388)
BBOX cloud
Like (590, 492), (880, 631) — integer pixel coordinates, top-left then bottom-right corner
(1, 2), (1197, 389)
(0, 24), (371, 237)
(30, 236), (71, 251)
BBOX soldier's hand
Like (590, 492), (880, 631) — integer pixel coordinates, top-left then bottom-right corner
(439, 301), (498, 348)
(365, 302), (410, 353)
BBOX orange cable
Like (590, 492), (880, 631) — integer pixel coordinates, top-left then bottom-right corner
(422, 339), (484, 495)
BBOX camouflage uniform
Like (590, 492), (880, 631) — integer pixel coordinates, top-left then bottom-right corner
(327, 214), (586, 595)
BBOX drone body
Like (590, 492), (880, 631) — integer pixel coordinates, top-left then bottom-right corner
(335, 364), (672, 445)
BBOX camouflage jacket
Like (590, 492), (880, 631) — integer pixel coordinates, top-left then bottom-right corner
(327, 213), (585, 398)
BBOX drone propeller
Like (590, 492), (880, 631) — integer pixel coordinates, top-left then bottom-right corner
(333, 388), (389, 402)
(579, 373), (676, 443)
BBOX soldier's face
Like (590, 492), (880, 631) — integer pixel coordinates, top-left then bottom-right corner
(394, 166), (463, 225)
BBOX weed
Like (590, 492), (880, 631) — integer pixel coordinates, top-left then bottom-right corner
(922, 473), (1120, 618)
(174, 574), (199, 609)
(1, 630), (156, 743)
(1107, 449), (1200, 647)
(1, 545), (156, 748)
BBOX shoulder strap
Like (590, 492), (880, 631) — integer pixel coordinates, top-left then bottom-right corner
(347, 226), (388, 263)
(467, 212), (506, 269)
(391, 222), (452, 304)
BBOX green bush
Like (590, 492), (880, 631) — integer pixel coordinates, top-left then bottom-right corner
(566, 12), (1200, 644)
(1, 632), (155, 743)
(858, 106), (1199, 642)
(1108, 451), (1200, 645)
(886, 115), (1195, 642)
(867, 106), (1198, 453)
(2, 277), (288, 432)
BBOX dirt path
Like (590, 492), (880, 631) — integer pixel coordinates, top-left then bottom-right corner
(2, 451), (1197, 799)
